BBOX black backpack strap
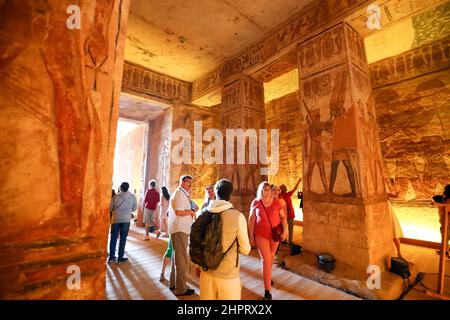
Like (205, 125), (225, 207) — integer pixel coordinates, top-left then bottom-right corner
(223, 237), (237, 256)
(223, 237), (239, 267)
(236, 239), (239, 267)
(218, 207), (240, 267)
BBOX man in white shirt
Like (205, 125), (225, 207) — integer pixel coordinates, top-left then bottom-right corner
(168, 175), (198, 296)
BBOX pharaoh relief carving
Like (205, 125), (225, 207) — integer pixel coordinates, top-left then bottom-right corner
(375, 71), (450, 200)
(302, 67), (360, 198)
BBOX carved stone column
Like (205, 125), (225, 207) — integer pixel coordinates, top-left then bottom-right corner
(297, 22), (394, 270)
(220, 74), (266, 215)
(0, 0), (130, 298)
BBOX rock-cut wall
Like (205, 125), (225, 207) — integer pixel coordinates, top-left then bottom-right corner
(371, 37), (450, 201)
(0, 0), (130, 299)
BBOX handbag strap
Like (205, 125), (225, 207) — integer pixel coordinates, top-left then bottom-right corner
(260, 200), (274, 228)
(114, 194), (127, 211)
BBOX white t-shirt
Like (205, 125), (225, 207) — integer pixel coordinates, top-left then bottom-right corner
(168, 187), (193, 235)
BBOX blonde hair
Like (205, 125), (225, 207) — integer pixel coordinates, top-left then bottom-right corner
(256, 181), (271, 200)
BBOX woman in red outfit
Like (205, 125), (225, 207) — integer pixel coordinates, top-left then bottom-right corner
(248, 181), (288, 300)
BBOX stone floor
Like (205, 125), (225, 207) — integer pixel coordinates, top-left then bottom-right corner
(105, 224), (358, 300)
(105, 224), (449, 300)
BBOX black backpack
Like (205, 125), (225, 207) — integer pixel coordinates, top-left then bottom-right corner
(189, 208), (238, 271)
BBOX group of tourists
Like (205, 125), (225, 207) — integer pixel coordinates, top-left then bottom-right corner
(108, 175), (303, 300)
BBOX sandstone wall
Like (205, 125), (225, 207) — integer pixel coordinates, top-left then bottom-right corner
(0, 0), (130, 299)
(265, 92), (304, 218)
(147, 111), (173, 192)
(170, 103), (220, 203)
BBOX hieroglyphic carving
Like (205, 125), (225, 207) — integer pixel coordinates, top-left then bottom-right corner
(220, 76), (265, 194)
(344, 24), (368, 73)
(298, 23), (369, 79)
(222, 80), (243, 114)
(252, 52), (298, 83)
(170, 104), (220, 199)
(192, 0), (367, 100)
(370, 37), (450, 88)
(298, 24), (346, 78)
(122, 61), (191, 103)
(302, 73), (332, 100)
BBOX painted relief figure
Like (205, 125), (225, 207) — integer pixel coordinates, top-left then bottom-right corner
(328, 71), (358, 197)
(303, 100), (332, 194)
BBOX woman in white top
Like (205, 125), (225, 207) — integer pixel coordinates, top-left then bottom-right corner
(159, 186), (170, 237)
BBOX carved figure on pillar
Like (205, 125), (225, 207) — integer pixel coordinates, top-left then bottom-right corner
(303, 100), (332, 194)
(328, 71), (358, 197)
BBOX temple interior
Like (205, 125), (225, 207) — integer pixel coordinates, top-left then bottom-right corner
(0, 0), (449, 300)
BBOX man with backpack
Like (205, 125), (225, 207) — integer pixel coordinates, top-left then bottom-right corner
(191, 179), (251, 300)
(168, 175), (197, 296)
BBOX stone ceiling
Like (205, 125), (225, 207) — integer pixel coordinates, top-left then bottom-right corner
(125, 0), (314, 82)
(123, 0), (449, 109)
(119, 93), (168, 121)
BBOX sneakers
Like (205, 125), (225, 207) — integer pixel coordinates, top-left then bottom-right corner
(117, 257), (129, 263)
(161, 233), (169, 238)
(175, 288), (195, 296)
(107, 257), (116, 263)
(159, 272), (166, 282)
(263, 291), (272, 300)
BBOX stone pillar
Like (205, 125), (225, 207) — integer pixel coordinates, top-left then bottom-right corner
(297, 22), (394, 270)
(0, 0), (130, 299)
(220, 74), (266, 215)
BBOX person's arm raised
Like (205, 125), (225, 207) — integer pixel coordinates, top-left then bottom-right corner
(289, 177), (302, 194)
